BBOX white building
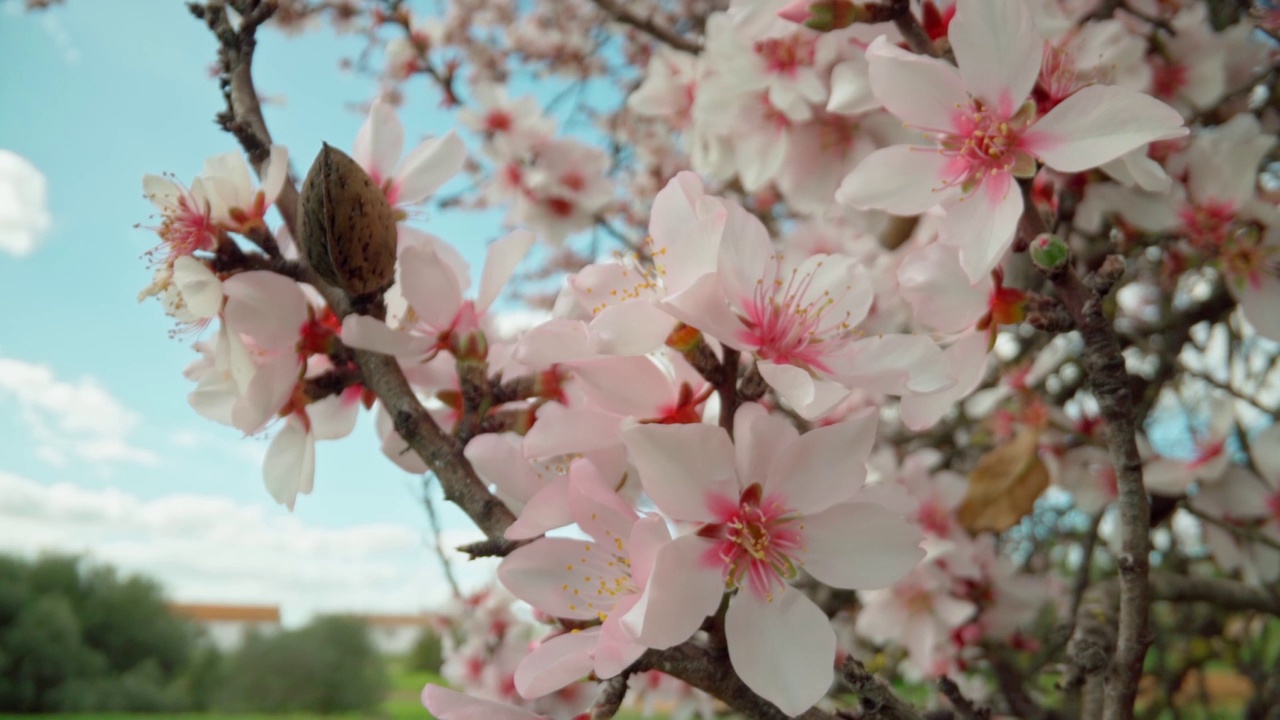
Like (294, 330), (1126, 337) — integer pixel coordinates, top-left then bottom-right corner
(169, 602), (283, 653)
(355, 613), (436, 656)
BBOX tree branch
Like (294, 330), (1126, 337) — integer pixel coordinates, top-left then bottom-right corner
(841, 659), (924, 720)
(641, 644), (841, 720)
(587, 0), (703, 54)
(193, 0), (520, 548)
(1024, 184), (1151, 720)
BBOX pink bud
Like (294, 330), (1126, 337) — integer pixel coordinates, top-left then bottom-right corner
(778, 0), (815, 23)
(776, 0), (860, 30)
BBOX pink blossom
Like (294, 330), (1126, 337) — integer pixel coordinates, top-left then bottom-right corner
(836, 0), (1187, 281)
(521, 351), (711, 460)
(497, 460), (672, 695)
(562, 171), (726, 357)
(342, 229), (535, 361)
(201, 145), (289, 234)
(422, 684), (563, 720)
(663, 199), (947, 418)
(619, 403), (924, 715)
(354, 99), (467, 214)
(459, 84), (557, 158)
(141, 174), (218, 264)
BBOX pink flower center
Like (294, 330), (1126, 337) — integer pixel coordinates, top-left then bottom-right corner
(484, 109), (512, 132)
(1036, 45), (1080, 112)
(155, 193), (217, 261)
(1266, 492), (1280, 523)
(1219, 231), (1278, 290)
(894, 582), (936, 615)
(1178, 199), (1237, 249)
(1151, 56), (1190, 101)
(1189, 437), (1226, 470)
(700, 484), (803, 600)
(739, 256), (859, 373)
(753, 35), (815, 76)
(916, 499), (953, 538)
(545, 196), (575, 218)
(937, 99), (1037, 192)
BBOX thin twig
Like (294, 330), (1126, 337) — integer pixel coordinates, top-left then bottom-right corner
(587, 0), (703, 54)
(841, 659), (925, 720)
(422, 484), (463, 600)
(938, 676), (990, 720)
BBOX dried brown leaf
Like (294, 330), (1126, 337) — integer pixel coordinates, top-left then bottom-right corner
(957, 427), (1049, 534)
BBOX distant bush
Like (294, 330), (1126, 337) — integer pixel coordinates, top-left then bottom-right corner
(0, 553), (197, 712)
(409, 627), (445, 673)
(216, 615), (388, 714)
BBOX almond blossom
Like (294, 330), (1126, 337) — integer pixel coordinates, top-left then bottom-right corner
(661, 195), (946, 419)
(354, 99), (467, 215)
(619, 403), (924, 715)
(342, 229), (535, 361)
(497, 459), (672, 696)
(836, 0), (1187, 281)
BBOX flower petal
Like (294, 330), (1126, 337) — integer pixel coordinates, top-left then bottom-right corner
(1025, 84), (1188, 173)
(395, 130), (467, 205)
(716, 201), (777, 311)
(588, 300), (677, 356)
(724, 585), (835, 717)
(620, 423), (739, 522)
(172, 256), (223, 320)
(222, 271), (308, 351)
(899, 332), (990, 431)
(398, 244), (463, 332)
(865, 35), (967, 130)
(621, 534), (724, 648)
(661, 273), (751, 351)
(897, 244), (990, 335)
(514, 319), (595, 367)
(513, 629), (598, 698)
(734, 401), (800, 491)
(766, 407), (877, 514)
(944, 174), (1023, 282)
(836, 145), (958, 215)
(523, 403), (623, 458)
(421, 686), (546, 720)
(757, 361), (851, 421)
(800, 502), (924, 589)
(949, 0), (1041, 113)
(340, 314), (432, 357)
(263, 417), (315, 510)
(261, 144), (289, 206)
(499, 538), (604, 620)
(504, 477), (573, 540)
(567, 355), (675, 417)
(477, 229), (536, 313)
(354, 99), (405, 183)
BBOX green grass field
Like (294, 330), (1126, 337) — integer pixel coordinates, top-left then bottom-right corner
(0, 664), (651, 720)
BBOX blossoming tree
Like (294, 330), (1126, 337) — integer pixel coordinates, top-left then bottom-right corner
(39, 0), (1280, 715)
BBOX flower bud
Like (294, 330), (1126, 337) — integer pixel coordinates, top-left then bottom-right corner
(777, 0), (860, 31)
(297, 143), (398, 299)
(1029, 233), (1069, 271)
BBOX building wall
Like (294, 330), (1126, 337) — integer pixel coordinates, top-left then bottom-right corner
(367, 624), (423, 656)
(200, 619), (281, 653)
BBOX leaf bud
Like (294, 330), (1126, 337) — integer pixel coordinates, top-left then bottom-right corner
(1029, 233), (1070, 272)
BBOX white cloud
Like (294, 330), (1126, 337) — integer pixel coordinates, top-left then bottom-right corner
(0, 150), (52, 257)
(0, 354), (160, 467)
(0, 472), (495, 627)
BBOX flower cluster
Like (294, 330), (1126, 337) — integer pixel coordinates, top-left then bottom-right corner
(132, 0), (1280, 716)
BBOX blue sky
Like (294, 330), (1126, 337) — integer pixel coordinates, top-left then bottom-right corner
(0, 0), (536, 618)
